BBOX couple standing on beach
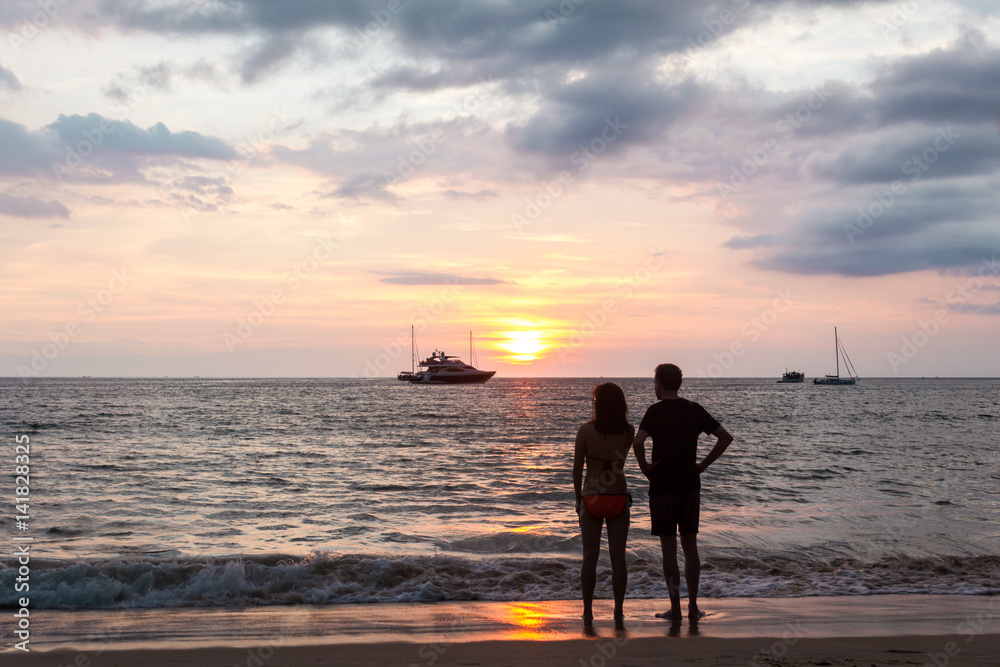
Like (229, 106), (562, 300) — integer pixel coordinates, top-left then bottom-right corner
(572, 363), (734, 626)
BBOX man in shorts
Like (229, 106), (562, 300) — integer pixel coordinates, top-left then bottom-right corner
(633, 363), (733, 624)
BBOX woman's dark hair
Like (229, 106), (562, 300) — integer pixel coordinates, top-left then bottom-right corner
(589, 382), (630, 437)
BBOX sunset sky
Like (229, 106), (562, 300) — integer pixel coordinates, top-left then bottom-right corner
(2, 0), (999, 378)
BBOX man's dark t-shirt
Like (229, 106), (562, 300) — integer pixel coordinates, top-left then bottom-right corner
(639, 398), (720, 495)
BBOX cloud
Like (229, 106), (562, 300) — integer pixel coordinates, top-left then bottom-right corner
(442, 189), (499, 200)
(239, 34), (300, 84)
(47, 114), (236, 160)
(323, 172), (398, 203)
(713, 32), (1000, 279)
(733, 182), (1000, 278)
(0, 192), (70, 218)
(0, 63), (20, 91)
(505, 72), (704, 162)
(0, 117), (60, 176)
(950, 301), (1000, 315)
(64, 1), (888, 89)
(868, 30), (1000, 127)
(753, 234), (1000, 277)
(724, 234), (778, 249)
(271, 116), (493, 193)
(376, 271), (505, 285)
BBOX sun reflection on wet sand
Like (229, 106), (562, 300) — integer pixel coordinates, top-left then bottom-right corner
(501, 602), (553, 640)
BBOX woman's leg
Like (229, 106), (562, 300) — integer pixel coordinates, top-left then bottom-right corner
(605, 505), (630, 618)
(579, 502), (603, 621)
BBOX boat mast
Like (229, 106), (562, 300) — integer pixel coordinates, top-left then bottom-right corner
(834, 326), (840, 377)
(411, 324), (415, 373)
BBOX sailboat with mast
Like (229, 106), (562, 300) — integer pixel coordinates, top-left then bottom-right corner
(398, 328), (496, 384)
(813, 327), (859, 385)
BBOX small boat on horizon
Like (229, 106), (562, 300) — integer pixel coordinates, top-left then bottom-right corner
(398, 328), (496, 384)
(814, 327), (859, 385)
(777, 369), (805, 383)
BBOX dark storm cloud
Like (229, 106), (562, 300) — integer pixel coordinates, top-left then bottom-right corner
(0, 192), (70, 218)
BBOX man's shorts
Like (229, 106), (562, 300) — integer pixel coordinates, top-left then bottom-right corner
(649, 490), (700, 536)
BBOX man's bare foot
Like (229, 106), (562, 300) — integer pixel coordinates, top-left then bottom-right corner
(689, 604), (706, 622)
(654, 609), (683, 624)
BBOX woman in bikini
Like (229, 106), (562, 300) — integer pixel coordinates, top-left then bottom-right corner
(573, 382), (635, 625)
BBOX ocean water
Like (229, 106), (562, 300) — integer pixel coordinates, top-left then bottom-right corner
(1, 377), (998, 609)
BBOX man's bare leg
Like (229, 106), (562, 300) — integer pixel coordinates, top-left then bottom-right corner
(680, 533), (702, 621)
(654, 533), (682, 623)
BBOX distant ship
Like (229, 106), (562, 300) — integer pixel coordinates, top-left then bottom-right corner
(813, 327), (859, 385)
(398, 329), (496, 384)
(777, 369), (805, 383)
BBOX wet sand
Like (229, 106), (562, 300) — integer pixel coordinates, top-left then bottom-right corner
(9, 595), (1000, 665)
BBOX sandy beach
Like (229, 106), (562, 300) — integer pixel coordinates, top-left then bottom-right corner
(9, 595), (999, 666)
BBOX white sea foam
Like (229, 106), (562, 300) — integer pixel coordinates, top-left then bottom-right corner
(2, 552), (997, 610)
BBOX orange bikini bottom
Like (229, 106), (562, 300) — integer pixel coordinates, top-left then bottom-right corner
(583, 494), (630, 519)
